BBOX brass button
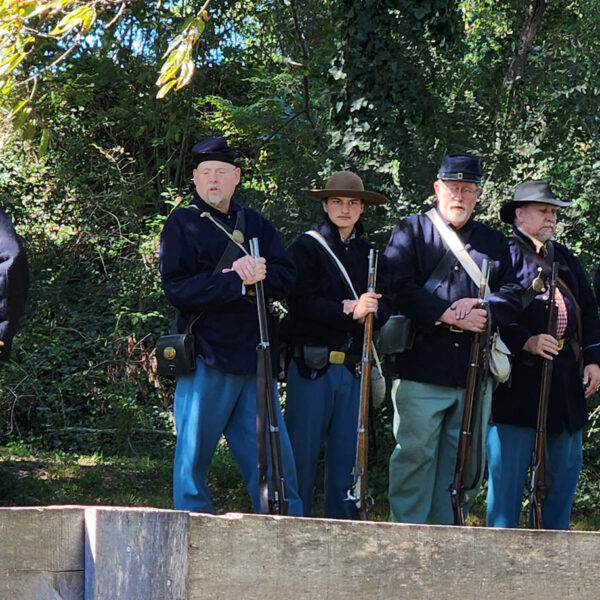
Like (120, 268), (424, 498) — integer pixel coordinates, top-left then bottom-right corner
(163, 347), (177, 360)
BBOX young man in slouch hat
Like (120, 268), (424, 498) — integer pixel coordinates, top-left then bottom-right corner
(282, 171), (390, 519)
(486, 180), (600, 529)
(159, 136), (302, 515)
(384, 154), (523, 525)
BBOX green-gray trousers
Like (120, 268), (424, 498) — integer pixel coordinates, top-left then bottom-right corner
(388, 378), (493, 525)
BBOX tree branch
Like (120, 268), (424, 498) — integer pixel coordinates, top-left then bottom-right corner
(288, 0), (314, 126)
(502, 0), (547, 97)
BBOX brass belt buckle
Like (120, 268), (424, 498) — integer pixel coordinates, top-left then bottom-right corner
(329, 350), (345, 365)
(557, 338), (565, 351)
(449, 325), (464, 333)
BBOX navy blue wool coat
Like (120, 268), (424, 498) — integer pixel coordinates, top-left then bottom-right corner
(384, 207), (523, 388)
(0, 204), (29, 362)
(282, 217), (391, 374)
(159, 192), (295, 376)
(492, 228), (600, 434)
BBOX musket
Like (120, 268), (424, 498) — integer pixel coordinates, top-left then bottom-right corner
(250, 237), (288, 515)
(347, 248), (378, 520)
(530, 261), (559, 529)
(449, 258), (490, 526)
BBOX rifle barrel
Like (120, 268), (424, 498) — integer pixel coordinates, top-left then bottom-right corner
(450, 258), (490, 525)
(347, 248), (377, 520)
(530, 261), (559, 529)
(249, 237), (288, 515)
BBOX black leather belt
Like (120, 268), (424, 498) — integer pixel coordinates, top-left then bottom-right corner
(293, 346), (359, 365)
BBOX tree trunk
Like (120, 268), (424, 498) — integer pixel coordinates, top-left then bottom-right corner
(503, 0), (547, 97)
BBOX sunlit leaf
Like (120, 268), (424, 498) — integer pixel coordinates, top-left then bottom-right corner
(9, 97), (28, 117)
(155, 79), (176, 99)
(0, 52), (23, 77)
(50, 4), (96, 36)
(175, 59), (194, 90)
(38, 126), (50, 156)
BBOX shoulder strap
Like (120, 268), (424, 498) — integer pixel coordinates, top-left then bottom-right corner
(426, 208), (491, 296)
(304, 230), (359, 299)
(187, 204), (249, 258)
(423, 248), (456, 294)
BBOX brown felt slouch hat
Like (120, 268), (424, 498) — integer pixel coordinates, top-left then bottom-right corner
(302, 171), (388, 206)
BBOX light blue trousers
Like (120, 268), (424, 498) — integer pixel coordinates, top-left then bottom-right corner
(388, 378), (492, 525)
(285, 360), (361, 519)
(486, 422), (582, 529)
(173, 359), (302, 515)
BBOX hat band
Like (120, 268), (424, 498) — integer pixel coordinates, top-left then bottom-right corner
(195, 152), (237, 165)
(438, 172), (480, 182)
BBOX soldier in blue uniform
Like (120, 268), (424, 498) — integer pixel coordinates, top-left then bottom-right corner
(159, 136), (302, 515)
(384, 154), (523, 525)
(0, 203), (29, 362)
(283, 171), (390, 519)
(486, 180), (600, 529)
(593, 265), (600, 308)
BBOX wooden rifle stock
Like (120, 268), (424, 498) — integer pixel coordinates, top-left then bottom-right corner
(450, 258), (490, 526)
(347, 248), (378, 520)
(249, 237), (288, 515)
(530, 261), (559, 529)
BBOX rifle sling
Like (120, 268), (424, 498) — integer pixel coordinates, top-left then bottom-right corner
(187, 204), (249, 267)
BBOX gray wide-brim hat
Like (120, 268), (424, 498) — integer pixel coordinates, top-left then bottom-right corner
(302, 171), (388, 206)
(500, 180), (571, 224)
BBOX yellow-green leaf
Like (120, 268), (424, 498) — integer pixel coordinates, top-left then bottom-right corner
(9, 97), (28, 117)
(38, 127), (50, 156)
(0, 52), (23, 77)
(156, 79), (177, 99)
(50, 4), (96, 36)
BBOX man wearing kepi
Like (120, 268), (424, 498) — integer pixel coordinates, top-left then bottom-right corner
(159, 136), (302, 515)
(283, 171), (390, 519)
(384, 154), (522, 525)
(487, 180), (600, 529)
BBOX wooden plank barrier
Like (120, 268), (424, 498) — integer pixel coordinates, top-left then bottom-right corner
(0, 506), (84, 600)
(1, 507), (600, 599)
(84, 507), (188, 600)
(188, 513), (600, 600)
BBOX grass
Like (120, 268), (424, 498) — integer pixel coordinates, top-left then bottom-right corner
(0, 438), (252, 511)
(1, 437), (599, 531)
(0, 442), (173, 508)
